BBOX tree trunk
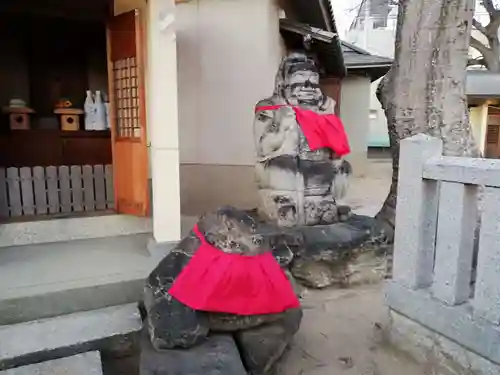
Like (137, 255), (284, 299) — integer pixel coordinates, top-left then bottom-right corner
(376, 0), (479, 240)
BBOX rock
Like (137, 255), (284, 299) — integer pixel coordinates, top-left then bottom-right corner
(144, 233), (210, 350)
(290, 258), (349, 289)
(143, 206), (302, 346)
(283, 269), (306, 298)
(145, 290), (209, 350)
(208, 312), (286, 332)
(272, 244), (294, 267)
(347, 250), (388, 286)
(293, 215), (376, 262)
(235, 308), (303, 375)
(140, 331), (246, 375)
(0, 352), (103, 375)
(289, 215), (387, 289)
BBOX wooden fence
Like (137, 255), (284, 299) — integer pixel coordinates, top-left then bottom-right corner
(0, 165), (114, 218)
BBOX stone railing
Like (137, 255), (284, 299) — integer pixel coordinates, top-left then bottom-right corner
(386, 134), (500, 372)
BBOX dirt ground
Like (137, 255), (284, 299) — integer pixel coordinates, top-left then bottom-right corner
(339, 159), (393, 216)
(276, 284), (426, 375)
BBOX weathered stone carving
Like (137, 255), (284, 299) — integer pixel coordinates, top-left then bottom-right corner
(142, 207), (302, 375)
(141, 53), (387, 375)
(254, 52), (352, 227)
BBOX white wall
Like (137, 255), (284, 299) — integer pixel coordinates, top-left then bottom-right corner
(346, 27), (395, 149)
(176, 0), (282, 166)
(469, 104), (488, 155)
(340, 76), (371, 175)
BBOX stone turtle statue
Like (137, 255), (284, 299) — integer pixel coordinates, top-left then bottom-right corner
(254, 52), (352, 227)
(143, 207), (302, 375)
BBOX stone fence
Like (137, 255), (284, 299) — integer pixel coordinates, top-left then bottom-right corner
(385, 134), (500, 374)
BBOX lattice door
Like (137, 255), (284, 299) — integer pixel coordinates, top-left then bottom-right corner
(107, 9), (150, 216)
(486, 125), (500, 159)
(113, 57), (141, 138)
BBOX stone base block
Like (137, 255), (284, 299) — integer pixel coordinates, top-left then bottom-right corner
(140, 332), (246, 375)
(0, 304), (142, 371)
(388, 310), (500, 375)
(0, 352), (103, 375)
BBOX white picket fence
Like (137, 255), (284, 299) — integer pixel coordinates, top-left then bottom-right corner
(0, 165), (114, 218)
(386, 134), (500, 366)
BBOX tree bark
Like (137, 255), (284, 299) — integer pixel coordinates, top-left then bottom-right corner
(375, 0), (479, 239)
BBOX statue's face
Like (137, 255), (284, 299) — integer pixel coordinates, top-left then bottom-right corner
(283, 68), (322, 106)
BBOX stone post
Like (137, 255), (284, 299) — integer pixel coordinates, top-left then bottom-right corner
(392, 134), (442, 289)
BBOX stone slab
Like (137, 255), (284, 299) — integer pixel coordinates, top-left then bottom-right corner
(0, 234), (156, 325)
(0, 304), (142, 370)
(140, 332), (247, 375)
(388, 310), (500, 375)
(385, 281), (500, 366)
(0, 215), (152, 248)
(0, 352), (103, 375)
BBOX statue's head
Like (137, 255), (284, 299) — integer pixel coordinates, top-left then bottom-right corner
(275, 52), (323, 107)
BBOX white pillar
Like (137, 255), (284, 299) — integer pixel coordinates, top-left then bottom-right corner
(147, 0), (181, 243)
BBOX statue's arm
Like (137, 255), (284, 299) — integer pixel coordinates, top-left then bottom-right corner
(320, 97), (336, 115)
(254, 98), (284, 159)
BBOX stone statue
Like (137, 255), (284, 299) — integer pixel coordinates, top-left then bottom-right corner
(141, 53), (384, 375)
(254, 52), (352, 227)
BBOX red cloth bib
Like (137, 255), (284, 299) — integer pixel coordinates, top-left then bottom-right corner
(256, 105), (351, 156)
(168, 225), (300, 316)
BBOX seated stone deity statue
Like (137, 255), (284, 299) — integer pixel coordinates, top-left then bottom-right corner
(254, 52), (352, 227)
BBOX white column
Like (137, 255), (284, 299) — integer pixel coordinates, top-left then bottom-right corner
(147, 0), (181, 243)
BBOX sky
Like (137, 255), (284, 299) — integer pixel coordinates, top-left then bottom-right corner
(330, 0), (360, 38)
(330, 0), (491, 37)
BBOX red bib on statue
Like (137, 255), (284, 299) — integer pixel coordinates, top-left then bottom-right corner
(256, 105), (351, 156)
(168, 225), (300, 315)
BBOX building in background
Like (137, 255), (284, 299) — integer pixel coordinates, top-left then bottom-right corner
(345, 0), (397, 149)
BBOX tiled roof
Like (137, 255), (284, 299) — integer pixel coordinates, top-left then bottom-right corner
(340, 41), (392, 81)
(466, 70), (500, 97)
(279, 0), (346, 77)
(341, 41), (393, 68)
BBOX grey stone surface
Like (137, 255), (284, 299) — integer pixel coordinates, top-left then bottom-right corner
(235, 308), (302, 375)
(385, 281), (500, 366)
(0, 234), (155, 325)
(423, 154), (500, 188)
(0, 352), (103, 375)
(388, 310), (500, 375)
(473, 186), (500, 324)
(290, 215), (384, 288)
(144, 230), (209, 350)
(146, 237), (176, 262)
(393, 134), (442, 289)
(140, 332), (246, 375)
(0, 304), (142, 370)
(432, 181), (477, 305)
(0, 215), (152, 248)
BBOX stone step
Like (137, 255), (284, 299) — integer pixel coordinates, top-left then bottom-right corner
(0, 305), (141, 371)
(0, 214), (152, 248)
(0, 352), (103, 375)
(0, 234), (159, 325)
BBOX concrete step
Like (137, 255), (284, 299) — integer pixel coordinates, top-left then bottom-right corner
(0, 234), (159, 325)
(0, 214), (152, 248)
(0, 216), (197, 325)
(0, 352), (103, 375)
(0, 305), (141, 371)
